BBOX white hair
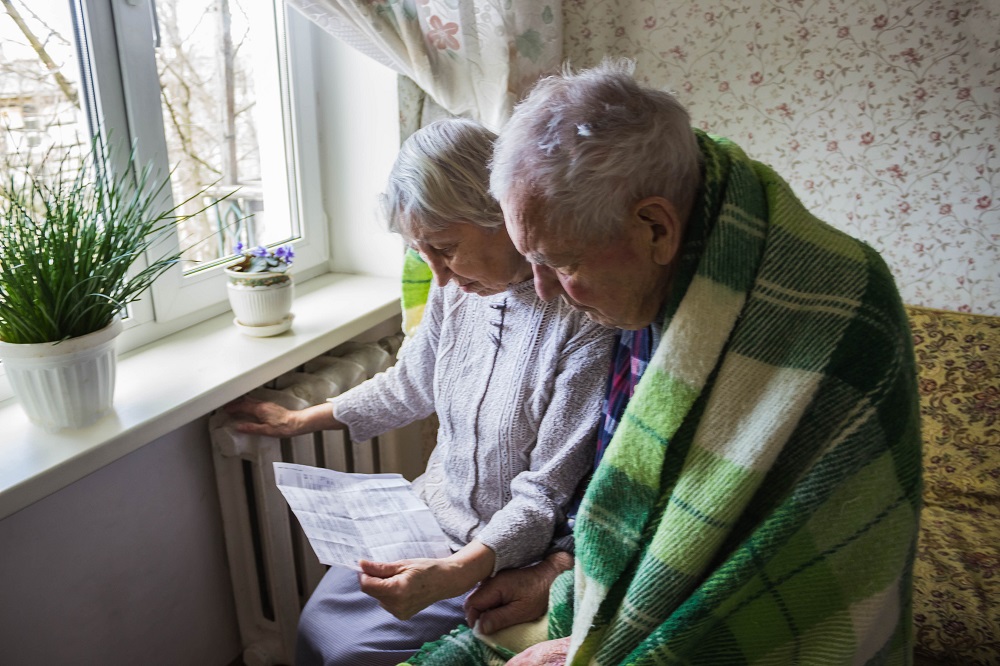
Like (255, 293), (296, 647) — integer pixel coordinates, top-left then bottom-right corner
(382, 118), (503, 239)
(490, 59), (702, 240)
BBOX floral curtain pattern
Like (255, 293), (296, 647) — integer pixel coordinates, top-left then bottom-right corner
(288, 0), (562, 132)
(564, 0), (1000, 315)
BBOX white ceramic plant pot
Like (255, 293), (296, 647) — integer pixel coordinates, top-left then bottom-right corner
(225, 268), (294, 336)
(0, 317), (123, 431)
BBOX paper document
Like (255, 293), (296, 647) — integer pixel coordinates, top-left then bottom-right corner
(273, 462), (453, 571)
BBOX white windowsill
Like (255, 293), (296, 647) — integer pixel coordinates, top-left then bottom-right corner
(0, 272), (402, 521)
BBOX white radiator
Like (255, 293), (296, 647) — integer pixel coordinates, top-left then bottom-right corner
(209, 332), (427, 666)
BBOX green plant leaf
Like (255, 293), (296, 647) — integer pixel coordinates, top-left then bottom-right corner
(0, 135), (229, 343)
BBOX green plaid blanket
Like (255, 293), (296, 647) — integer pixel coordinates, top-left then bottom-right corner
(405, 132), (922, 665)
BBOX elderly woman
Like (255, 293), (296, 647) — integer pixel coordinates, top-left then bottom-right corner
(227, 118), (614, 666)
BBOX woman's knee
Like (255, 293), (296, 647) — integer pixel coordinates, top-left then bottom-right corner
(296, 593), (412, 666)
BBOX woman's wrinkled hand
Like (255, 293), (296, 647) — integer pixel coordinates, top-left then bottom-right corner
(225, 398), (342, 438)
(358, 558), (468, 620)
(506, 637), (570, 665)
(359, 541), (496, 620)
(224, 398), (302, 437)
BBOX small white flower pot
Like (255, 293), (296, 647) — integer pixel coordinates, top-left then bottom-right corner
(225, 268), (294, 335)
(0, 317), (123, 431)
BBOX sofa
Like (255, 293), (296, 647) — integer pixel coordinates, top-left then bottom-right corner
(907, 305), (1000, 665)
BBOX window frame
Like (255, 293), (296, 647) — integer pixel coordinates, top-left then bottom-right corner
(0, 0), (330, 398)
(105, 0), (327, 326)
(94, 0), (329, 324)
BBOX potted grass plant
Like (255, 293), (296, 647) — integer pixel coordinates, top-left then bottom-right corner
(0, 139), (217, 430)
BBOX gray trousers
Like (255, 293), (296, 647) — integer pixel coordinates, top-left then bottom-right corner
(296, 565), (468, 666)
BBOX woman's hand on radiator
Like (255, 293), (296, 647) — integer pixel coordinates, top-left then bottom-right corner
(358, 540), (496, 620)
(225, 398), (344, 437)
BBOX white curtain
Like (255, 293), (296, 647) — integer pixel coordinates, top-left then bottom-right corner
(287, 0), (562, 132)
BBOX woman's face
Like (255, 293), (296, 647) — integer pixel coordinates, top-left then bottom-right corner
(410, 220), (532, 297)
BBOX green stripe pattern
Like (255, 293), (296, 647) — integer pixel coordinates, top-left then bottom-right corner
(402, 247), (433, 336)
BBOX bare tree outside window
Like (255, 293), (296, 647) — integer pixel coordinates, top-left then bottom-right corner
(2, 0), (292, 273)
(154, 0), (285, 271)
(0, 0), (86, 180)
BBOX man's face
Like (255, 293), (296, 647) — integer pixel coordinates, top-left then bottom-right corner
(503, 193), (676, 330)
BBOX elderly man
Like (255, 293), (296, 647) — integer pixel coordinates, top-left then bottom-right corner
(405, 60), (921, 666)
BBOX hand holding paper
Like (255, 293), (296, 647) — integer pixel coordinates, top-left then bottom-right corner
(359, 540), (496, 620)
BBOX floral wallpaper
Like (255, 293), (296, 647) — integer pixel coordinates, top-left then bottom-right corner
(563, 0), (1000, 315)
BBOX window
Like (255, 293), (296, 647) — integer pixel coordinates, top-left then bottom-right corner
(0, 0), (325, 346)
(150, 0), (300, 274)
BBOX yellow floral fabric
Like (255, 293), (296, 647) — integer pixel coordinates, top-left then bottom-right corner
(907, 305), (1000, 665)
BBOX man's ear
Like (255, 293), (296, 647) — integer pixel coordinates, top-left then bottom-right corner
(632, 196), (683, 266)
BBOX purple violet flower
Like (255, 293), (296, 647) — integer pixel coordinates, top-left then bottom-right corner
(275, 245), (295, 264)
(252, 245), (269, 258)
(234, 241), (245, 254)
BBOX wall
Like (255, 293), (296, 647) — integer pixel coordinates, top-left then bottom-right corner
(308, 19), (406, 278)
(0, 417), (240, 666)
(564, 0), (999, 315)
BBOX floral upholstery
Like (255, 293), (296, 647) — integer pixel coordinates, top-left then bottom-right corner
(907, 305), (1000, 665)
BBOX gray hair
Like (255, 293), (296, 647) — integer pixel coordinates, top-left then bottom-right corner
(490, 59), (702, 240)
(382, 118), (503, 239)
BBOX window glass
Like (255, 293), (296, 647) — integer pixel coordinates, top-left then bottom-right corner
(0, 1), (86, 178)
(152, 0), (297, 273)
